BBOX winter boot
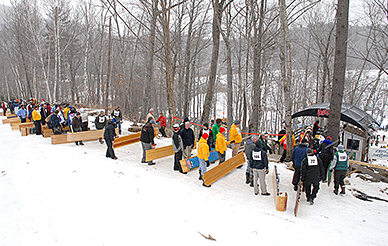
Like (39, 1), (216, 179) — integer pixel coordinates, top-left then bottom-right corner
(250, 176), (254, 187)
(334, 188), (338, 195)
(75, 141), (79, 145)
(79, 141), (84, 145)
(245, 173), (251, 184)
(340, 186), (346, 194)
(99, 138), (104, 144)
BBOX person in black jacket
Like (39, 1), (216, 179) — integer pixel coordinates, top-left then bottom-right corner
(141, 120), (156, 165)
(50, 110), (62, 135)
(198, 123), (214, 150)
(111, 106), (122, 134)
(172, 124), (185, 173)
(72, 112), (84, 145)
(301, 148), (324, 205)
(180, 121), (195, 159)
(104, 120), (118, 159)
(250, 140), (270, 196)
(317, 135), (334, 182)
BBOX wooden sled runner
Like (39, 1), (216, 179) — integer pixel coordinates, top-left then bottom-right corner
(146, 145), (174, 162)
(202, 152), (246, 186)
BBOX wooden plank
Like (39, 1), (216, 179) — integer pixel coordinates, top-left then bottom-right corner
(350, 163), (388, 183)
(51, 134), (70, 145)
(349, 160), (388, 170)
(203, 152), (246, 186)
(42, 127), (53, 138)
(2, 118), (21, 124)
(113, 128), (158, 148)
(67, 130), (104, 142)
(18, 122), (34, 131)
(20, 127), (28, 136)
(113, 132), (141, 148)
(146, 145), (174, 162)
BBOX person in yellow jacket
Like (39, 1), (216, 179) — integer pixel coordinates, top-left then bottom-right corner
(198, 133), (211, 187)
(32, 105), (42, 135)
(229, 120), (243, 157)
(215, 127), (230, 164)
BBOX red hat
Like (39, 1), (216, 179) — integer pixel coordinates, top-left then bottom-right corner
(327, 136), (332, 140)
(202, 133), (209, 140)
(219, 127), (225, 133)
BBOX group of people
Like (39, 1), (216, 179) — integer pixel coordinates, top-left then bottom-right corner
(291, 133), (349, 205)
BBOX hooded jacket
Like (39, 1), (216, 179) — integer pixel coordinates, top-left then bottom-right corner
(197, 137), (210, 161)
(215, 132), (230, 154)
(104, 121), (117, 142)
(140, 122), (155, 144)
(292, 143), (308, 167)
(250, 141), (269, 170)
(229, 123), (242, 144)
(302, 154), (324, 182)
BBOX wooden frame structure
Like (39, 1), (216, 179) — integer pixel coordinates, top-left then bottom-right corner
(113, 128), (158, 148)
(202, 152), (246, 186)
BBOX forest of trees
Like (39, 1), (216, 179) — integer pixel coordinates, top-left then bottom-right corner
(0, 0), (387, 134)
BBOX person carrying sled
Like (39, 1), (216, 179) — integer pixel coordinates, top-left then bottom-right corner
(140, 119), (156, 165)
(198, 132), (211, 187)
(172, 124), (185, 173)
(301, 148), (324, 205)
(229, 120), (243, 157)
(215, 127), (230, 165)
(95, 111), (107, 144)
(330, 145), (349, 195)
(104, 119), (118, 159)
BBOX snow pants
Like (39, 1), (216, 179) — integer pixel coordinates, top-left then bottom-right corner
(34, 121), (42, 135)
(141, 142), (153, 164)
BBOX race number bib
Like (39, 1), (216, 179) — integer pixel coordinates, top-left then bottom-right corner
(252, 150), (262, 161)
(99, 116), (105, 123)
(338, 152), (347, 161)
(114, 111), (120, 116)
(307, 156), (318, 166)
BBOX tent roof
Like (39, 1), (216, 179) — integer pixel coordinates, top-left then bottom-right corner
(291, 102), (379, 131)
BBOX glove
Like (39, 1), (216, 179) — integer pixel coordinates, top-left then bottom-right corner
(265, 169), (269, 174)
(329, 169), (333, 172)
(152, 144), (156, 149)
(206, 160), (210, 167)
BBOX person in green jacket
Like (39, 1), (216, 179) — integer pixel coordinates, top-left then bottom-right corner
(212, 118), (222, 141)
(330, 145), (349, 195)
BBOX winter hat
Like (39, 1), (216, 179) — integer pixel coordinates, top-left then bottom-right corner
(234, 120), (241, 126)
(327, 135), (332, 140)
(203, 123), (209, 128)
(100, 111), (104, 114)
(150, 120), (156, 124)
(111, 118), (117, 123)
(202, 133), (209, 140)
(184, 117), (189, 122)
(306, 148), (314, 155)
(338, 145), (344, 151)
(173, 124), (180, 129)
(219, 127), (226, 133)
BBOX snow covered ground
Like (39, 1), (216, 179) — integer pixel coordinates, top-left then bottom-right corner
(1, 116), (388, 246)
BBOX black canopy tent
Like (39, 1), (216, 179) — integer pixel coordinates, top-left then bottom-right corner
(291, 102), (379, 131)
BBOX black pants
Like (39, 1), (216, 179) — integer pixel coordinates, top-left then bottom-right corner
(334, 170), (347, 190)
(292, 166), (301, 186)
(217, 151), (226, 164)
(304, 180), (320, 200)
(321, 158), (331, 181)
(20, 118), (26, 123)
(159, 126), (167, 137)
(34, 121), (42, 135)
(81, 122), (88, 131)
(280, 149), (287, 162)
(174, 150), (183, 172)
(105, 139), (116, 158)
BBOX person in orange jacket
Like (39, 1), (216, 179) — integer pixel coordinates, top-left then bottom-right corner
(229, 120), (243, 157)
(198, 133), (211, 187)
(215, 127), (230, 164)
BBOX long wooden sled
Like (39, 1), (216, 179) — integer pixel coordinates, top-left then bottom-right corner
(113, 128), (158, 148)
(146, 145), (175, 162)
(202, 152), (246, 186)
(67, 130), (104, 142)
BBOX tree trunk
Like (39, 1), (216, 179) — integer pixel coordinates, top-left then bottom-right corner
(105, 16), (112, 114)
(327, 0), (349, 144)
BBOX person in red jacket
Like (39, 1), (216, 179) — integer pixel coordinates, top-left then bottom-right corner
(156, 112), (167, 137)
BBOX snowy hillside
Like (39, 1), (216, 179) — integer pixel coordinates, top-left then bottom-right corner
(1, 116), (388, 246)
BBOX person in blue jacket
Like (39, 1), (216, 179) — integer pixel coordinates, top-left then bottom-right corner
(291, 138), (308, 191)
(16, 105), (28, 123)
